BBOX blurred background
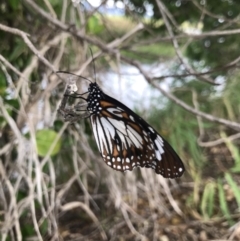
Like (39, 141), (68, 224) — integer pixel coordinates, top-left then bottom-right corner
(1, 0), (240, 240)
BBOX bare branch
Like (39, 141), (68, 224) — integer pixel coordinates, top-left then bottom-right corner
(0, 23), (56, 71)
(155, 0), (216, 85)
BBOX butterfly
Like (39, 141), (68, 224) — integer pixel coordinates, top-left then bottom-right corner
(58, 72), (185, 179)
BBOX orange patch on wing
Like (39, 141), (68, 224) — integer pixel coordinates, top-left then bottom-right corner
(120, 112), (129, 119)
(100, 100), (115, 108)
(130, 145), (136, 154)
(112, 144), (119, 156)
(122, 149), (128, 157)
(100, 110), (113, 118)
(102, 147), (108, 157)
(128, 122), (142, 133)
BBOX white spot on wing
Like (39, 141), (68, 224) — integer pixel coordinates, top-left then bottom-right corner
(96, 118), (107, 154)
(107, 108), (122, 117)
(148, 127), (154, 132)
(107, 118), (127, 135)
(152, 161), (156, 166)
(91, 116), (101, 151)
(126, 125), (142, 148)
(100, 117), (115, 153)
(117, 107), (125, 111)
(125, 136), (132, 147)
(155, 135), (164, 161)
(117, 131), (127, 149)
(129, 115), (134, 121)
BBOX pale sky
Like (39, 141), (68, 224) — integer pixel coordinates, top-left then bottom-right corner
(71, 0), (123, 8)
(72, 0), (153, 16)
(87, 0), (124, 8)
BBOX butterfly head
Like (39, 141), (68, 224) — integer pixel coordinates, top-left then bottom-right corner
(87, 83), (103, 114)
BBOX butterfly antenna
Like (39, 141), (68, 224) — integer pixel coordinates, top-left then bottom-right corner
(56, 71), (92, 84)
(89, 48), (97, 83)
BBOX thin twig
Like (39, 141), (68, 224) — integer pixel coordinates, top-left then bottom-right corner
(0, 23), (56, 71)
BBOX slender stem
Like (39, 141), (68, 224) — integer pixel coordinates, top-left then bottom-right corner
(64, 94), (87, 101)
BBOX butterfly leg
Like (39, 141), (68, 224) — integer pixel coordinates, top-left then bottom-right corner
(58, 85), (89, 123)
(58, 106), (81, 122)
(74, 102), (88, 112)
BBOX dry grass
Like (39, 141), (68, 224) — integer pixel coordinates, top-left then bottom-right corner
(104, 15), (137, 35)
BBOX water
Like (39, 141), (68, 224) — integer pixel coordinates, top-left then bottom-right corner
(100, 63), (172, 110)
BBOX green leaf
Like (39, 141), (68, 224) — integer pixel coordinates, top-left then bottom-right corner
(21, 223), (35, 238)
(9, 0), (20, 10)
(9, 40), (26, 61)
(5, 98), (20, 110)
(87, 15), (104, 35)
(225, 173), (240, 207)
(40, 219), (48, 236)
(48, 0), (59, 7)
(0, 71), (7, 95)
(201, 182), (216, 219)
(36, 129), (61, 157)
(221, 132), (240, 172)
(218, 178), (233, 225)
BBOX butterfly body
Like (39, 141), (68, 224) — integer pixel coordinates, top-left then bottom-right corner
(84, 82), (185, 178)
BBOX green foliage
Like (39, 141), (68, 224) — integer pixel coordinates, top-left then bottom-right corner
(8, 39), (28, 62)
(225, 173), (240, 207)
(221, 132), (240, 172)
(20, 223), (36, 239)
(19, 204), (48, 239)
(201, 181), (216, 219)
(223, 73), (240, 120)
(145, 61), (240, 223)
(148, 88), (205, 171)
(48, 0), (59, 7)
(8, 0), (20, 10)
(138, 43), (175, 58)
(39, 219), (48, 237)
(36, 129), (61, 157)
(0, 70), (7, 96)
(98, 15), (137, 42)
(123, 0), (240, 68)
(122, 43), (175, 62)
(87, 15), (104, 35)
(218, 178), (233, 225)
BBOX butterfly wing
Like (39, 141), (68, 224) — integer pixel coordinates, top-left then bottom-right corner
(90, 94), (185, 178)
